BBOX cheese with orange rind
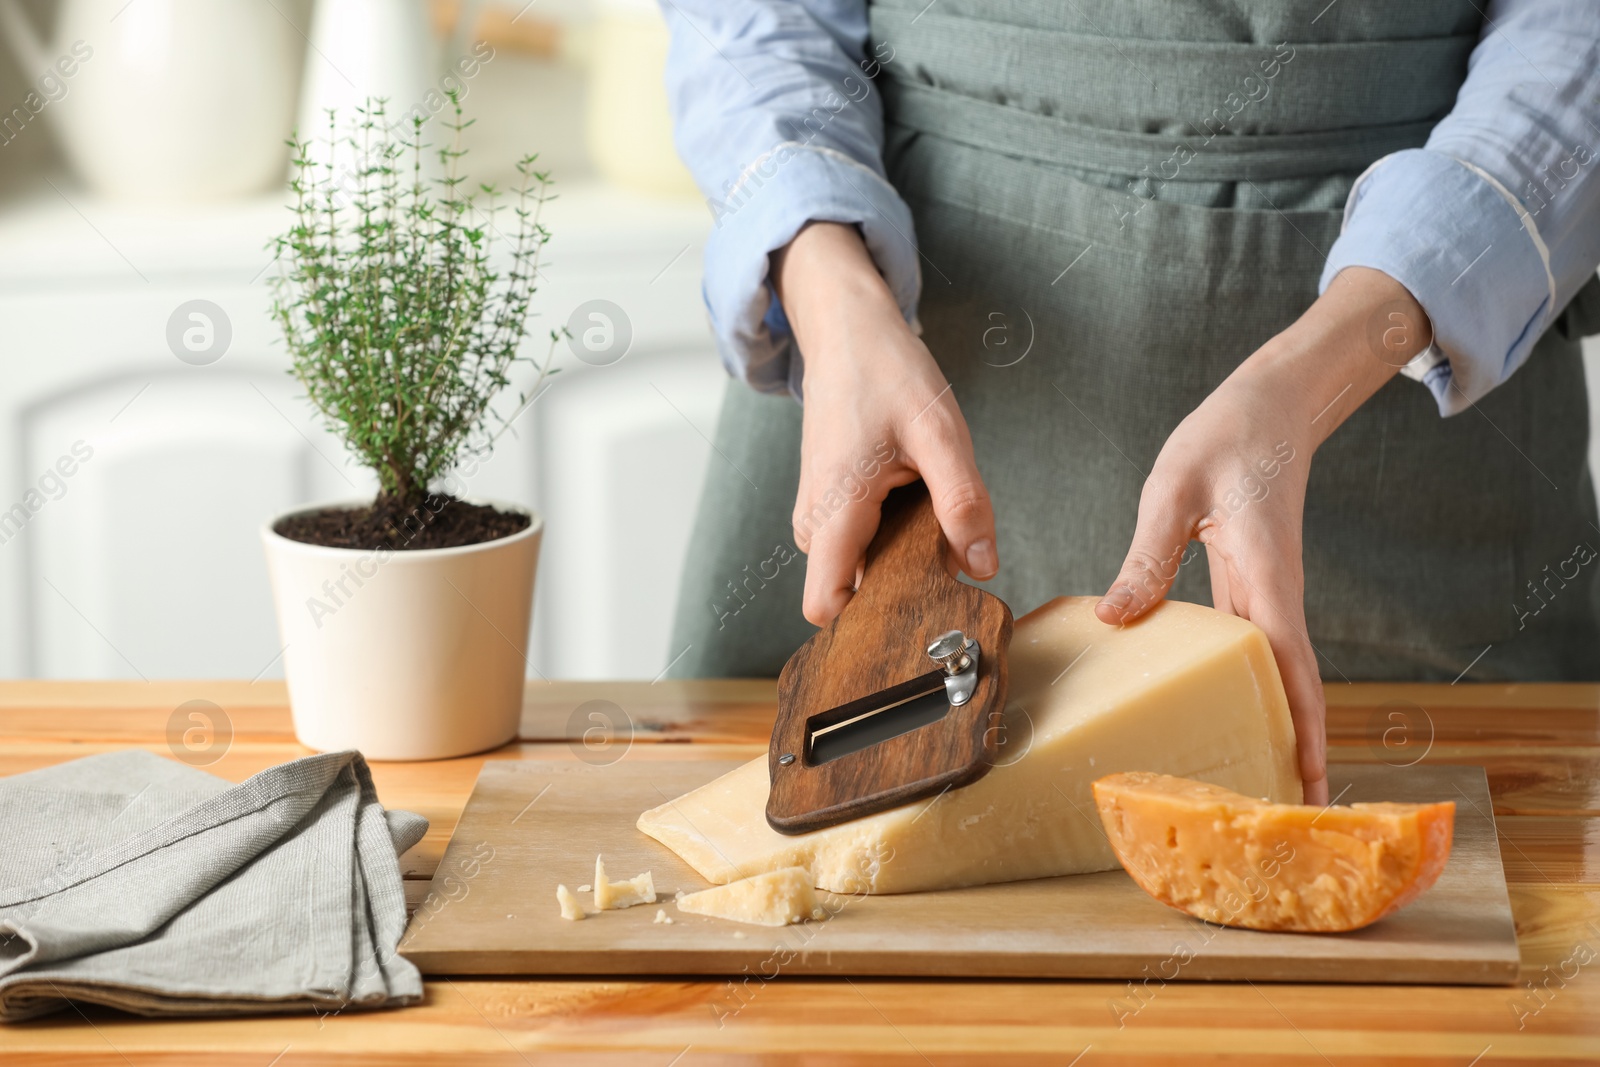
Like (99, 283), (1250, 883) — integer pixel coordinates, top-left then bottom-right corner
(1093, 771), (1455, 932)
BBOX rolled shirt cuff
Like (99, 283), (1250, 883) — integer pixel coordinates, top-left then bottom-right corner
(701, 142), (922, 398)
(1319, 148), (1554, 417)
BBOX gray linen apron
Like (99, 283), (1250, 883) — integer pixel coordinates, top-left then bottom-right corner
(669, 0), (1600, 684)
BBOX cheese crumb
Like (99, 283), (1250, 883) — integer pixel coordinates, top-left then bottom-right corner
(576, 884), (592, 892)
(593, 855), (657, 910)
(556, 884), (584, 921)
(653, 908), (674, 925)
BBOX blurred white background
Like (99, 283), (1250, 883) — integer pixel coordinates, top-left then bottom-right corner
(0, 0), (730, 680)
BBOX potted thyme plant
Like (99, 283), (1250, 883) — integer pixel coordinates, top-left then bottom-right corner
(262, 100), (557, 760)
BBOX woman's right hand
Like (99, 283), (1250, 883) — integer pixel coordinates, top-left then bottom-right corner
(772, 221), (999, 626)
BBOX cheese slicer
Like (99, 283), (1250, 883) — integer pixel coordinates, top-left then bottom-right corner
(766, 480), (1014, 834)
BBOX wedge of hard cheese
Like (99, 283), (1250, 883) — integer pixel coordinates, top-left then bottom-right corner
(637, 596), (1301, 894)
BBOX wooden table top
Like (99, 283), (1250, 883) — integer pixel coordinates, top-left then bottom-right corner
(0, 679), (1597, 1064)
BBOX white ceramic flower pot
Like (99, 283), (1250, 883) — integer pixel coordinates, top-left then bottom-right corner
(261, 500), (541, 760)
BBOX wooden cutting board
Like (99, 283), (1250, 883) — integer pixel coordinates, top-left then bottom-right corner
(399, 759), (1520, 984)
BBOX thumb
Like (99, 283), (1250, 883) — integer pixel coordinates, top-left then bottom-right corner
(1097, 485), (1197, 625)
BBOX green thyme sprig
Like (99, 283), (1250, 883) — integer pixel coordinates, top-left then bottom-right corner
(271, 95), (557, 511)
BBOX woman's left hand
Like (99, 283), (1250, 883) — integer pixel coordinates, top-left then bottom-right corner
(1095, 267), (1432, 806)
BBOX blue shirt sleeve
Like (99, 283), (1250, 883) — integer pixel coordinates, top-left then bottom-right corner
(1319, 0), (1600, 416)
(658, 0), (920, 397)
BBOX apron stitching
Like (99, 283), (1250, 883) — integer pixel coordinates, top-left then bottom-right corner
(904, 180), (1337, 273)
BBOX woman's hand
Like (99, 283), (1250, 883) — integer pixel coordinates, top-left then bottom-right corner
(1096, 267), (1432, 805)
(774, 221), (999, 625)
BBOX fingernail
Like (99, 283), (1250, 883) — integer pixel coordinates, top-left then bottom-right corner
(965, 538), (998, 578)
(1100, 586), (1133, 616)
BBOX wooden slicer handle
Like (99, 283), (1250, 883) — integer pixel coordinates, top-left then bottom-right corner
(766, 481), (1013, 834)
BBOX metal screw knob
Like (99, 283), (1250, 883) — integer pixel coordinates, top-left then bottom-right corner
(927, 630), (972, 675)
(778, 753), (795, 766)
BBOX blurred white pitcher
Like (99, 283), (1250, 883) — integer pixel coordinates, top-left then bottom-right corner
(0, 0), (301, 201)
(295, 0), (433, 172)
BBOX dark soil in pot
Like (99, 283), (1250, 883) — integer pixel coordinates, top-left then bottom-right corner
(273, 494), (531, 551)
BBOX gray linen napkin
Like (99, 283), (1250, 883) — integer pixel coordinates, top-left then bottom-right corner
(0, 749), (427, 1021)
